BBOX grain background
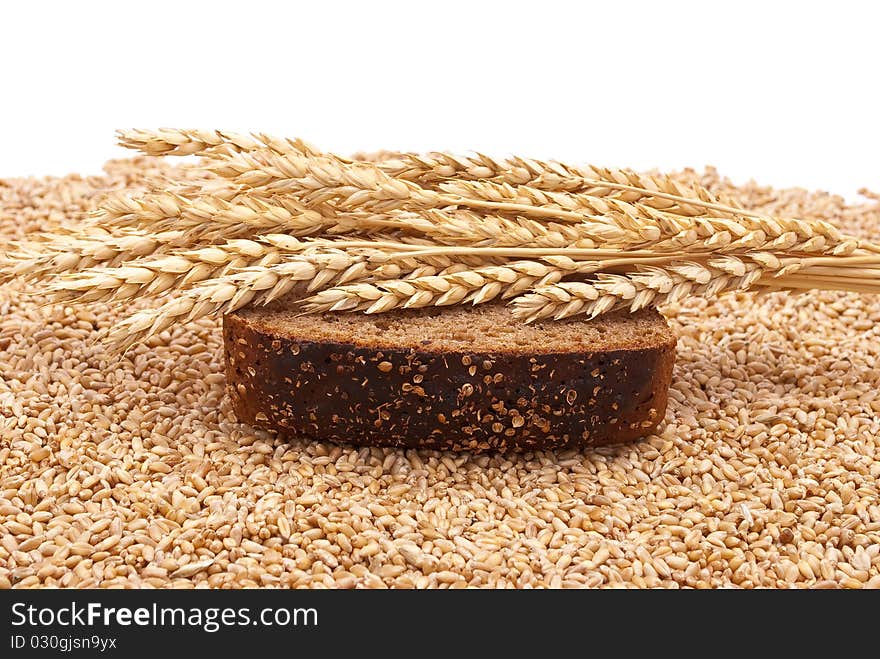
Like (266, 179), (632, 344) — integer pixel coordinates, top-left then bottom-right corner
(1, 158), (879, 588)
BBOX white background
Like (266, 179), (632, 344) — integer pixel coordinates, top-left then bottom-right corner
(3, 1), (878, 200)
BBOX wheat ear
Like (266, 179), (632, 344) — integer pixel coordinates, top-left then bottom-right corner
(1, 229), (185, 284)
(95, 192), (541, 247)
(123, 132), (736, 220)
(301, 257), (598, 314)
(379, 152), (743, 215)
(59, 235), (468, 305)
(104, 259), (489, 351)
(116, 128), (326, 160)
(104, 251), (372, 349)
(512, 254), (880, 322)
(351, 150), (413, 163)
(440, 180), (865, 255)
(47, 232), (467, 305)
(333, 209), (640, 247)
(119, 129), (879, 255)
(204, 149), (657, 233)
(46, 240), (279, 304)
(511, 258), (765, 322)
(93, 191), (339, 240)
(210, 150), (867, 255)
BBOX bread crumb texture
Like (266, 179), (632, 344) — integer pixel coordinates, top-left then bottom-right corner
(238, 298), (673, 353)
(224, 305), (676, 450)
(1, 159), (879, 589)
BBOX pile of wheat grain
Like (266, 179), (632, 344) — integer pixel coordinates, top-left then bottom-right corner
(5, 129), (880, 351)
(1, 157), (879, 589)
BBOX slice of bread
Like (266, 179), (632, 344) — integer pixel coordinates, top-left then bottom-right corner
(223, 302), (676, 451)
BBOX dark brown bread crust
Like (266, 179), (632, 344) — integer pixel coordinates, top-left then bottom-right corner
(224, 308), (676, 451)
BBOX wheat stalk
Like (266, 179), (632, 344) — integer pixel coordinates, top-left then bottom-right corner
(97, 187), (622, 249)
(117, 128), (250, 157)
(100, 183), (862, 258)
(136, 172), (258, 203)
(214, 149), (712, 248)
(56, 232), (872, 310)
